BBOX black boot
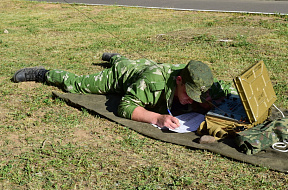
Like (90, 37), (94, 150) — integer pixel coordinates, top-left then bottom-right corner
(101, 53), (120, 61)
(13, 66), (48, 83)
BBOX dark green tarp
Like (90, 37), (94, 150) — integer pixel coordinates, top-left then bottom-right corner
(52, 91), (288, 173)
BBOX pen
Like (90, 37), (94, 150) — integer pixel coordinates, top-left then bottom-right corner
(167, 109), (173, 116)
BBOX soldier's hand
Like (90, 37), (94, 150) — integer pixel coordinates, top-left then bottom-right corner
(131, 106), (180, 130)
(156, 115), (180, 129)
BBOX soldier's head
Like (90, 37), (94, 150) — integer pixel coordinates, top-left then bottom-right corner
(176, 60), (214, 104)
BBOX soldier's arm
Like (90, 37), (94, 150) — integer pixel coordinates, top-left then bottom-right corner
(118, 76), (180, 129)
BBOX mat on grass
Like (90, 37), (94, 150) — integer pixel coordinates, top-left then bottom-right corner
(52, 91), (288, 173)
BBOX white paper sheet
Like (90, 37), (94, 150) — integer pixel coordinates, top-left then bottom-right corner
(152, 112), (205, 133)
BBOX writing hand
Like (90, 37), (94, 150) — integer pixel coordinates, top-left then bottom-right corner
(131, 106), (180, 130)
(156, 115), (180, 129)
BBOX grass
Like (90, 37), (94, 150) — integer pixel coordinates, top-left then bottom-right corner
(0, 0), (288, 189)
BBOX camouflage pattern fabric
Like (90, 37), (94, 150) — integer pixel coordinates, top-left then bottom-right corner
(46, 55), (228, 120)
(235, 118), (288, 155)
(46, 55), (185, 119)
(180, 60), (214, 103)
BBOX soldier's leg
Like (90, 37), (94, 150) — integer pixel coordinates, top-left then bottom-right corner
(110, 55), (154, 68)
(46, 68), (115, 94)
(45, 55), (155, 94)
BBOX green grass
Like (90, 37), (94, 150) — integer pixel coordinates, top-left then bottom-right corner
(0, 0), (288, 189)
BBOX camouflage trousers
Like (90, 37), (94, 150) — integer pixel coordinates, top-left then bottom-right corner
(46, 67), (115, 94)
(45, 55), (155, 94)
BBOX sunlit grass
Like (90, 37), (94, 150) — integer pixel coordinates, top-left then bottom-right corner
(0, 0), (287, 189)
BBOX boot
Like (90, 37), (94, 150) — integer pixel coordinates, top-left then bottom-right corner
(13, 66), (48, 83)
(101, 53), (120, 61)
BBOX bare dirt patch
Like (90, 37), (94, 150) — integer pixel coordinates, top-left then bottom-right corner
(17, 82), (43, 90)
(36, 3), (63, 10)
(72, 128), (94, 142)
(0, 106), (10, 120)
(154, 26), (273, 43)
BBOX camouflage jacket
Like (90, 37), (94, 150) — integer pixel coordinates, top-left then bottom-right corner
(109, 56), (185, 119)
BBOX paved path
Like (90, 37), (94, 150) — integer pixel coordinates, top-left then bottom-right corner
(37, 0), (288, 15)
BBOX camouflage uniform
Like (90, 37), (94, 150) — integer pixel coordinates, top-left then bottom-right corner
(46, 55), (185, 119)
(46, 55), (230, 119)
